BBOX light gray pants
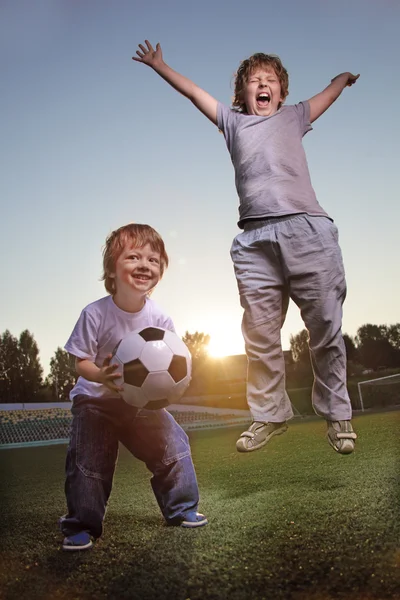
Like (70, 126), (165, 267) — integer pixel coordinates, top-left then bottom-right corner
(230, 214), (352, 423)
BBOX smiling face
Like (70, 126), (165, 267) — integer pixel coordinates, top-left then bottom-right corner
(111, 243), (161, 310)
(241, 67), (283, 116)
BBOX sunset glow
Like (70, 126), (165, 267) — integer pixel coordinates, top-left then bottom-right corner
(206, 329), (245, 358)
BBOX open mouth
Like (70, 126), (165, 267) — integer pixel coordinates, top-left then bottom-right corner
(256, 92), (271, 107)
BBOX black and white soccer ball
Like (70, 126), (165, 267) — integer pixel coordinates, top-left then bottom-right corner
(110, 327), (192, 410)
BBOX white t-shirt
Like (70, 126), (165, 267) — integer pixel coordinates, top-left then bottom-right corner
(65, 295), (175, 400)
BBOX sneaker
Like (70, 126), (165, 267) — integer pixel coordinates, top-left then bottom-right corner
(62, 531), (93, 551)
(326, 420), (357, 454)
(180, 513), (208, 528)
(236, 421), (288, 452)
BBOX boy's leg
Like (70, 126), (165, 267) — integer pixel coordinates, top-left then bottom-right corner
(61, 397), (119, 545)
(281, 215), (356, 452)
(231, 223), (294, 420)
(230, 222), (293, 451)
(118, 408), (206, 526)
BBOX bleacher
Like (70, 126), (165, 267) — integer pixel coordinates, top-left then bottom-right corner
(0, 403), (250, 448)
(0, 408), (72, 445)
(168, 406), (250, 431)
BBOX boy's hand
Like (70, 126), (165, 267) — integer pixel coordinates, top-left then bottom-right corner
(98, 354), (123, 393)
(132, 40), (163, 69)
(331, 72), (360, 87)
(132, 39), (218, 125)
(309, 72), (360, 123)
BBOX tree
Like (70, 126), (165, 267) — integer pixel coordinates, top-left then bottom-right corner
(289, 329), (313, 386)
(355, 323), (385, 347)
(386, 324), (400, 351)
(46, 348), (77, 401)
(0, 329), (43, 402)
(355, 323), (399, 370)
(0, 330), (21, 402)
(18, 330), (43, 401)
(357, 338), (396, 371)
(290, 329), (310, 364)
(182, 331), (210, 360)
(343, 334), (358, 362)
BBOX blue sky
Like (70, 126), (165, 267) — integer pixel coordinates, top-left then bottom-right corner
(1, 0), (399, 374)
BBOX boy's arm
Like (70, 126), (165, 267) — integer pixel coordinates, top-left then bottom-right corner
(307, 72), (359, 123)
(75, 355), (122, 393)
(133, 40), (218, 126)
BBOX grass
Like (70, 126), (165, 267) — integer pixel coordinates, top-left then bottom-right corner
(0, 410), (399, 600)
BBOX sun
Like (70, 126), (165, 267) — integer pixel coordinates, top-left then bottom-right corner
(206, 329), (245, 358)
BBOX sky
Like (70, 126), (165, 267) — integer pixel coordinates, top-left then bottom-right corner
(1, 0), (399, 376)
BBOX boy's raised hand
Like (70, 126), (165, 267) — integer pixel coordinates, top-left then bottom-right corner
(132, 39), (218, 125)
(331, 72), (360, 87)
(309, 72), (360, 123)
(346, 73), (360, 87)
(133, 40), (163, 68)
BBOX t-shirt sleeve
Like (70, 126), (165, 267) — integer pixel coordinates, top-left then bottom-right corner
(217, 102), (229, 132)
(64, 308), (99, 361)
(158, 315), (176, 333)
(292, 101), (313, 137)
(148, 298), (176, 333)
(217, 102), (239, 149)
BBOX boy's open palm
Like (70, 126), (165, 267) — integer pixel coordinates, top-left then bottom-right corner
(132, 39), (218, 125)
(133, 40), (163, 68)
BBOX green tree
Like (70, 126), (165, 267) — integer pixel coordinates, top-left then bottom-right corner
(387, 324), (400, 351)
(290, 329), (310, 363)
(18, 330), (43, 401)
(46, 348), (76, 401)
(181, 331), (211, 394)
(355, 323), (399, 370)
(182, 331), (210, 360)
(0, 329), (44, 403)
(355, 323), (385, 347)
(343, 333), (358, 362)
(0, 330), (21, 402)
(289, 329), (313, 386)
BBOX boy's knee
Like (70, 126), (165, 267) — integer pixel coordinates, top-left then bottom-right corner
(161, 431), (191, 466)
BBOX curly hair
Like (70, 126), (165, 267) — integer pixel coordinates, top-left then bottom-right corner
(233, 53), (289, 113)
(102, 223), (169, 295)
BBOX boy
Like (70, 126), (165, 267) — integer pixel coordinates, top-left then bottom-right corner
(133, 41), (359, 455)
(60, 223), (207, 552)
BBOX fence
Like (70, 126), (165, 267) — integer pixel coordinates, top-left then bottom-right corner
(0, 402), (251, 449)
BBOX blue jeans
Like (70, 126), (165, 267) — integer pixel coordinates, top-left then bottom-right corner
(231, 214), (352, 422)
(60, 395), (200, 539)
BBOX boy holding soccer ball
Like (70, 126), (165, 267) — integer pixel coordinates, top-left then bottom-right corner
(59, 223), (207, 552)
(133, 41), (358, 455)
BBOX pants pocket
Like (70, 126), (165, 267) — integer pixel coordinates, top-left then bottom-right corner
(75, 409), (117, 480)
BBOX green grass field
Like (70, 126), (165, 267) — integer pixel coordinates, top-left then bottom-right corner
(1, 410), (399, 600)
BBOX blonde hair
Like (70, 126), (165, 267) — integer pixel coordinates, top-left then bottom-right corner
(233, 53), (289, 113)
(102, 223), (169, 294)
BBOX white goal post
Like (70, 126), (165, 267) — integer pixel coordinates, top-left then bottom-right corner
(357, 373), (400, 412)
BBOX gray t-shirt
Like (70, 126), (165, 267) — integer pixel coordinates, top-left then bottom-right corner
(217, 101), (329, 227)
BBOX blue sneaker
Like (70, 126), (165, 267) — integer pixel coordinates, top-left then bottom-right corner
(180, 512), (208, 528)
(62, 531), (93, 551)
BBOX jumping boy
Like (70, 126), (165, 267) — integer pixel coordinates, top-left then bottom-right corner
(133, 40), (359, 455)
(60, 223), (208, 551)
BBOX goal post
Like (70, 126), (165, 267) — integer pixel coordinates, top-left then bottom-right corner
(357, 373), (400, 412)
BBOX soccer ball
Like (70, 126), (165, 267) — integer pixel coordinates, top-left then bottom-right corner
(110, 327), (192, 410)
